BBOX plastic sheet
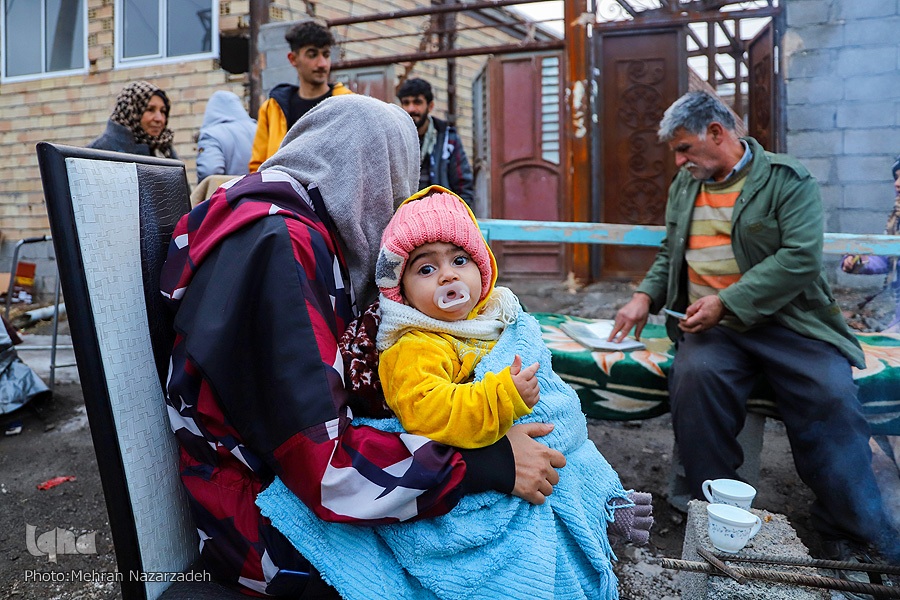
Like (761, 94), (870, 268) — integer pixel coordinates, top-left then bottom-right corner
(0, 317), (51, 415)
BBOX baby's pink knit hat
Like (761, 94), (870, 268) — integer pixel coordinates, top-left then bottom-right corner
(375, 187), (495, 304)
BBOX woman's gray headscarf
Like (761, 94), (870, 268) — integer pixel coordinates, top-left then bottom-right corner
(261, 95), (419, 307)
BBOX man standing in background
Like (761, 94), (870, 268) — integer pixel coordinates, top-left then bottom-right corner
(249, 20), (352, 172)
(397, 78), (475, 206)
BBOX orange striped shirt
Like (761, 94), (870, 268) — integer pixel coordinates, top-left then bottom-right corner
(686, 173), (749, 305)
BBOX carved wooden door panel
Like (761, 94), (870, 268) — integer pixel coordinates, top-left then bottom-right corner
(596, 29), (685, 279)
(748, 23), (777, 151)
(488, 52), (566, 279)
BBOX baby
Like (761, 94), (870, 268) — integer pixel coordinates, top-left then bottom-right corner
(375, 187), (539, 448)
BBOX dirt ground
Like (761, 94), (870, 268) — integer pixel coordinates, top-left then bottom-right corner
(0, 277), (898, 599)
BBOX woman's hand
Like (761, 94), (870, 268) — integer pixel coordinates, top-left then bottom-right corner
(506, 422), (566, 504)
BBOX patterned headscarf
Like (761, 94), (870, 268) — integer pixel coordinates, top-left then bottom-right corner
(109, 81), (175, 157)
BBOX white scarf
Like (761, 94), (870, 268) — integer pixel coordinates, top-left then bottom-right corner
(376, 286), (521, 351)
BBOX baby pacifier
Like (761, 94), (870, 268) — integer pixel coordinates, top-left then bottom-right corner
(434, 281), (471, 310)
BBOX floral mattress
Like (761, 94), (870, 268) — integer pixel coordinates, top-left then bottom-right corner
(535, 313), (900, 436)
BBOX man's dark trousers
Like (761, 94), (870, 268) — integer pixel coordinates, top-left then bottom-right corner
(668, 323), (888, 546)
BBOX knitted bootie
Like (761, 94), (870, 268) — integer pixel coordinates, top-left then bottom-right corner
(608, 491), (653, 546)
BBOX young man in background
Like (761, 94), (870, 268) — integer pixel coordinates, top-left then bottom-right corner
(249, 20), (352, 172)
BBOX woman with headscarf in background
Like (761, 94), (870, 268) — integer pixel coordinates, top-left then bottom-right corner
(88, 80), (177, 159)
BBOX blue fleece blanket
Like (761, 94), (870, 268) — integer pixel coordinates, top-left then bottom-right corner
(257, 312), (630, 600)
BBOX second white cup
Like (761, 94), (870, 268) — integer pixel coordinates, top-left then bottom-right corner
(706, 504), (762, 553)
(702, 478), (756, 510)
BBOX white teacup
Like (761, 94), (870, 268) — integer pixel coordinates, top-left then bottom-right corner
(702, 478), (756, 510)
(706, 504), (762, 553)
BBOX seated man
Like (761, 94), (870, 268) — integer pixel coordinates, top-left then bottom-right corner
(610, 91), (900, 568)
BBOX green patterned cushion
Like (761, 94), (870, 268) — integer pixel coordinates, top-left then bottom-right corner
(534, 313), (900, 435)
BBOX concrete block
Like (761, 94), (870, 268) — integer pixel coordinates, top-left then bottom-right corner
(787, 130), (843, 159)
(836, 47), (897, 77)
(783, 50), (835, 79)
(785, 0), (834, 26)
(785, 76), (844, 105)
(789, 23), (845, 51)
(843, 16), (900, 46)
(835, 210), (889, 235)
(680, 500), (826, 600)
(801, 157), (834, 183)
(262, 66), (297, 95)
(842, 182), (892, 209)
(844, 129), (900, 155)
(836, 269), (886, 290)
(844, 73), (900, 102)
(837, 0), (897, 19)
(818, 184), (842, 213)
(259, 21), (290, 53)
(837, 156), (889, 182)
(785, 105), (826, 133)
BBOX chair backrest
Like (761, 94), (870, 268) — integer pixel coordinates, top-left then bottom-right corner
(37, 143), (195, 600)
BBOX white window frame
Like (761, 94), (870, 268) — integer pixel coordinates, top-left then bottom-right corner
(114, 0), (218, 69)
(0, 0), (89, 83)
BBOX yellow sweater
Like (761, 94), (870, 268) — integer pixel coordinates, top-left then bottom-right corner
(378, 330), (531, 449)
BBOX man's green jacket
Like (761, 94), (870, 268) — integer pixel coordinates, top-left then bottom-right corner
(636, 137), (864, 368)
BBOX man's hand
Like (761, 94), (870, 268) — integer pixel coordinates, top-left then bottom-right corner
(506, 422), (566, 505)
(609, 293), (652, 342)
(680, 295), (726, 333)
(510, 354), (540, 408)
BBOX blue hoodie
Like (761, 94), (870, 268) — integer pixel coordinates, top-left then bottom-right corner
(196, 90), (257, 183)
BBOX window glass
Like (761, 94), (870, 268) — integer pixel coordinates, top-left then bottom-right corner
(540, 56), (561, 165)
(122, 0), (159, 59)
(5, 0), (42, 77)
(167, 0), (212, 57)
(46, 0), (84, 72)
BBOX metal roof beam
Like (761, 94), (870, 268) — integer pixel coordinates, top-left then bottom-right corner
(325, 0), (555, 27)
(331, 39), (564, 71)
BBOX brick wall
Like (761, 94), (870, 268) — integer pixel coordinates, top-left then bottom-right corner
(783, 0), (900, 241)
(0, 0), (257, 297)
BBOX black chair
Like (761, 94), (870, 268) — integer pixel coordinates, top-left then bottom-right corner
(37, 143), (246, 600)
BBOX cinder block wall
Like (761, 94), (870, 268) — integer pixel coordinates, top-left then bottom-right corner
(782, 0), (900, 240)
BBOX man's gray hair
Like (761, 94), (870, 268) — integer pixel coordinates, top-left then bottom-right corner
(658, 91), (736, 142)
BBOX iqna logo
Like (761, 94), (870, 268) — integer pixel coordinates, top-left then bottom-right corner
(25, 524), (97, 563)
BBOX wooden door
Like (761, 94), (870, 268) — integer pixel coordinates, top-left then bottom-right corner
(748, 23), (777, 151)
(334, 66), (395, 102)
(596, 29), (685, 279)
(488, 52), (566, 279)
